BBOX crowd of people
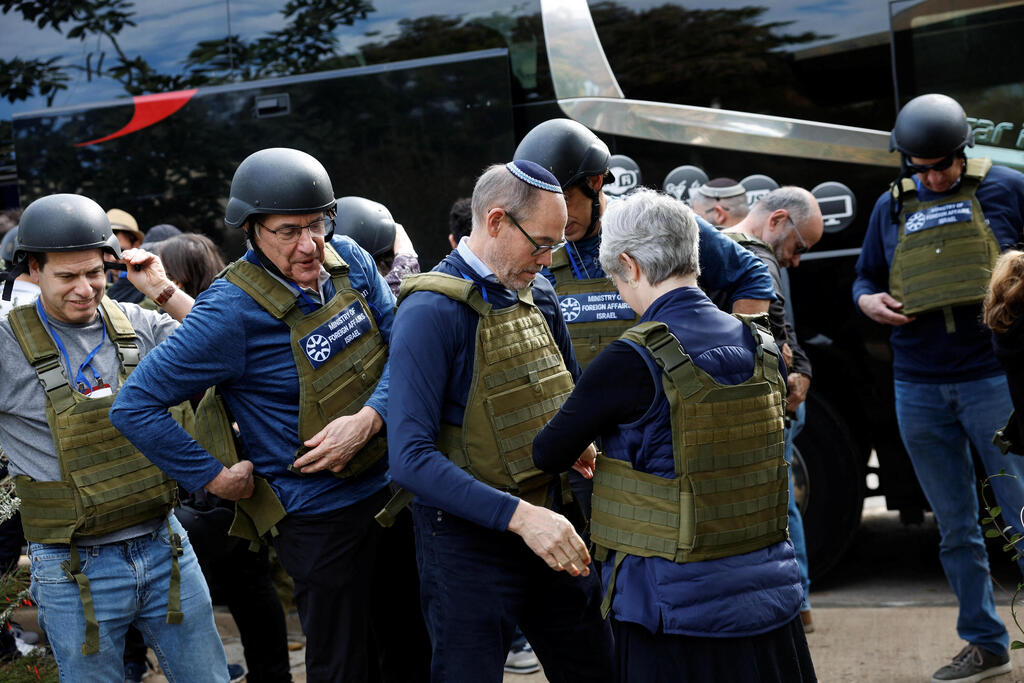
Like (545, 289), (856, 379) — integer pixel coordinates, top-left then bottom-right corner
(0, 92), (1020, 683)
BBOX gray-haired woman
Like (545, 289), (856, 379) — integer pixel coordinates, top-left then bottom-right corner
(534, 188), (814, 681)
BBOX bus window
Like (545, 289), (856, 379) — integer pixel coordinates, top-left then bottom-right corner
(891, 0), (1024, 170)
(584, 0), (894, 130)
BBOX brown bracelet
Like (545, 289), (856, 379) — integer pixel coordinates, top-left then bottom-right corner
(154, 284), (177, 307)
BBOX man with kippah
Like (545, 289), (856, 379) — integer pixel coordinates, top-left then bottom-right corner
(387, 161), (615, 682)
(692, 177), (750, 228)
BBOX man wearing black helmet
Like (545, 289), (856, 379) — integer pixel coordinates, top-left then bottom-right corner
(110, 148), (404, 682)
(513, 119), (775, 371)
(855, 93), (1024, 683)
(335, 196), (421, 296)
(0, 194), (229, 679)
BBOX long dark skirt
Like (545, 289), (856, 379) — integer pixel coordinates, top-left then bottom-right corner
(612, 614), (816, 682)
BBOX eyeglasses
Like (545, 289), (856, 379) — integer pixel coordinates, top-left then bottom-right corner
(504, 212), (566, 257)
(787, 217), (810, 255)
(905, 154), (958, 174)
(256, 216), (334, 243)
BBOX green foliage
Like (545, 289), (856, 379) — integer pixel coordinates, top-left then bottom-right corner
(980, 473), (1024, 647)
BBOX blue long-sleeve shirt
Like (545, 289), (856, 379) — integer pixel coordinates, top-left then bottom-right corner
(541, 215), (776, 304)
(853, 164), (1024, 383)
(110, 236), (395, 515)
(387, 244), (580, 531)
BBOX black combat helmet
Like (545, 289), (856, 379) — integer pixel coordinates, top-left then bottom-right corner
(513, 119), (612, 238)
(224, 147), (336, 230)
(1, 226), (19, 269)
(334, 196), (396, 261)
(890, 94), (974, 160)
(14, 194), (121, 265)
(514, 119), (611, 189)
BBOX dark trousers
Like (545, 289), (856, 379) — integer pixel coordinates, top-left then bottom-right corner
(181, 507), (292, 683)
(412, 503), (615, 683)
(368, 505), (431, 683)
(611, 614), (816, 683)
(272, 488), (389, 683)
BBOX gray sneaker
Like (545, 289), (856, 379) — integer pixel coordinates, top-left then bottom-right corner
(504, 641), (540, 675)
(931, 644), (1011, 682)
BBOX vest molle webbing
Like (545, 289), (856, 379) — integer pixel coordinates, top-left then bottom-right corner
(397, 272), (574, 506)
(889, 157), (1000, 330)
(224, 245), (389, 480)
(549, 248), (637, 370)
(9, 297), (181, 655)
(591, 318), (789, 567)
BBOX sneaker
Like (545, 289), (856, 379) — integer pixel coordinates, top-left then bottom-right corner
(123, 657), (152, 683)
(931, 644), (1011, 682)
(228, 663), (247, 682)
(504, 641), (541, 674)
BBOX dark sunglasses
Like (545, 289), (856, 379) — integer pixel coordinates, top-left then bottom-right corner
(905, 154), (957, 174)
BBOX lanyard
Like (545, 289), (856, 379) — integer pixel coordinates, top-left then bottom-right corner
(459, 273), (489, 303)
(282, 279), (321, 313)
(566, 242), (588, 279)
(36, 299), (106, 393)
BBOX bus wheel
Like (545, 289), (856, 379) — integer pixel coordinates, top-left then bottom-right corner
(791, 391), (866, 581)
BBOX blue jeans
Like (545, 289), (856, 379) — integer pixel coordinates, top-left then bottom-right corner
(29, 514), (228, 682)
(895, 375), (1024, 654)
(784, 402), (811, 612)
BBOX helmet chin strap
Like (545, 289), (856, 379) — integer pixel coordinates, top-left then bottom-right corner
(578, 181), (602, 240)
(1, 261), (26, 301)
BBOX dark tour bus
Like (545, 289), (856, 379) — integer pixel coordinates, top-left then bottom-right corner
(3, 0), (1023, 578)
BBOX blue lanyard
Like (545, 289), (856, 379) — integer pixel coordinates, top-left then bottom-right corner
(566, 242), (587, 279)
(459, 273), (489, 303)
(36, 299), (106, 393)
(283, 280), (321, 313)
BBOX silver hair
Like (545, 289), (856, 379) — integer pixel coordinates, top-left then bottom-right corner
(599, 188), (701, 285)
(750, 186), (814, 226)
(691, 193), (750, 222)
(471, 164), (542, 232)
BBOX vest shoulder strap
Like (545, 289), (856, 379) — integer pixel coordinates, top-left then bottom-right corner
(733, 313), (782, 384)
(397, 272), (491, 316)
(223, 259), (298, 320)
(621, 321), (703, 400)
(965, 157), (993, 183)
(8, 305), (77, 413)
(8, 304), (58, 366)
(890, 177), (917, 200)
(323, 244), (353, 291)
(98, 297), (141, 374)
(724, 232), (772, 252)
(548, 248), (574, 286)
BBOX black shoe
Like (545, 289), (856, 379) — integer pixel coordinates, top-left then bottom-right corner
(931, 644), (1011, 682)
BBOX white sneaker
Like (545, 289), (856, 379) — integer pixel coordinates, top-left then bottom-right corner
(504, 641), (540, 674)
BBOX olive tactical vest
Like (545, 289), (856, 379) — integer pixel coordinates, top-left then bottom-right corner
(222, 245), (389, 479)
(889, 157), (1000, 331)
(8, 297), (182, 654)
(591, 318), (788, 571)
(549, 248), (637, 370)
(397, 272), (575, 506)
(725, 232), (772, 254)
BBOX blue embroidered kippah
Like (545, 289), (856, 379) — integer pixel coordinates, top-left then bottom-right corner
(506, 160), (563, 194)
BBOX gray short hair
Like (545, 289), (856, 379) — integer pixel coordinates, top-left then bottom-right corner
(692, 192), (749, 221)
(599, 189), (700, 284)
(471, 164), (541, 231)
(751, 186), (814, 225)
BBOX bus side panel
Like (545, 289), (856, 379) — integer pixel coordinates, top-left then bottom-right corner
(13, 51), (516, 265)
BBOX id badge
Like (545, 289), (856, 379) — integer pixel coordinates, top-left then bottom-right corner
(83, 383), (113, 399)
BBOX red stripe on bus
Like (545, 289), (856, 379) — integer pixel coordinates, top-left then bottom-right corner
(75, 89), (198, 147)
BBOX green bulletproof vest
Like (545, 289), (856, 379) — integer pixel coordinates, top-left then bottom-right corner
(211, 246), (389, 538)
(590, 317), (789, 569)
(549, 248), (638, 370)
(397, 272), (575, 506)
(9, 297), (183, 654)
(889, 157), (1000, 331)
(725, 232), (772, 254)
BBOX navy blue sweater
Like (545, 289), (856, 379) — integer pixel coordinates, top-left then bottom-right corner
(853, 164), (1024, 382)
(541, 214), (776, 305)
(387, 246), (580, 531)
(111, 236), (394, 515)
